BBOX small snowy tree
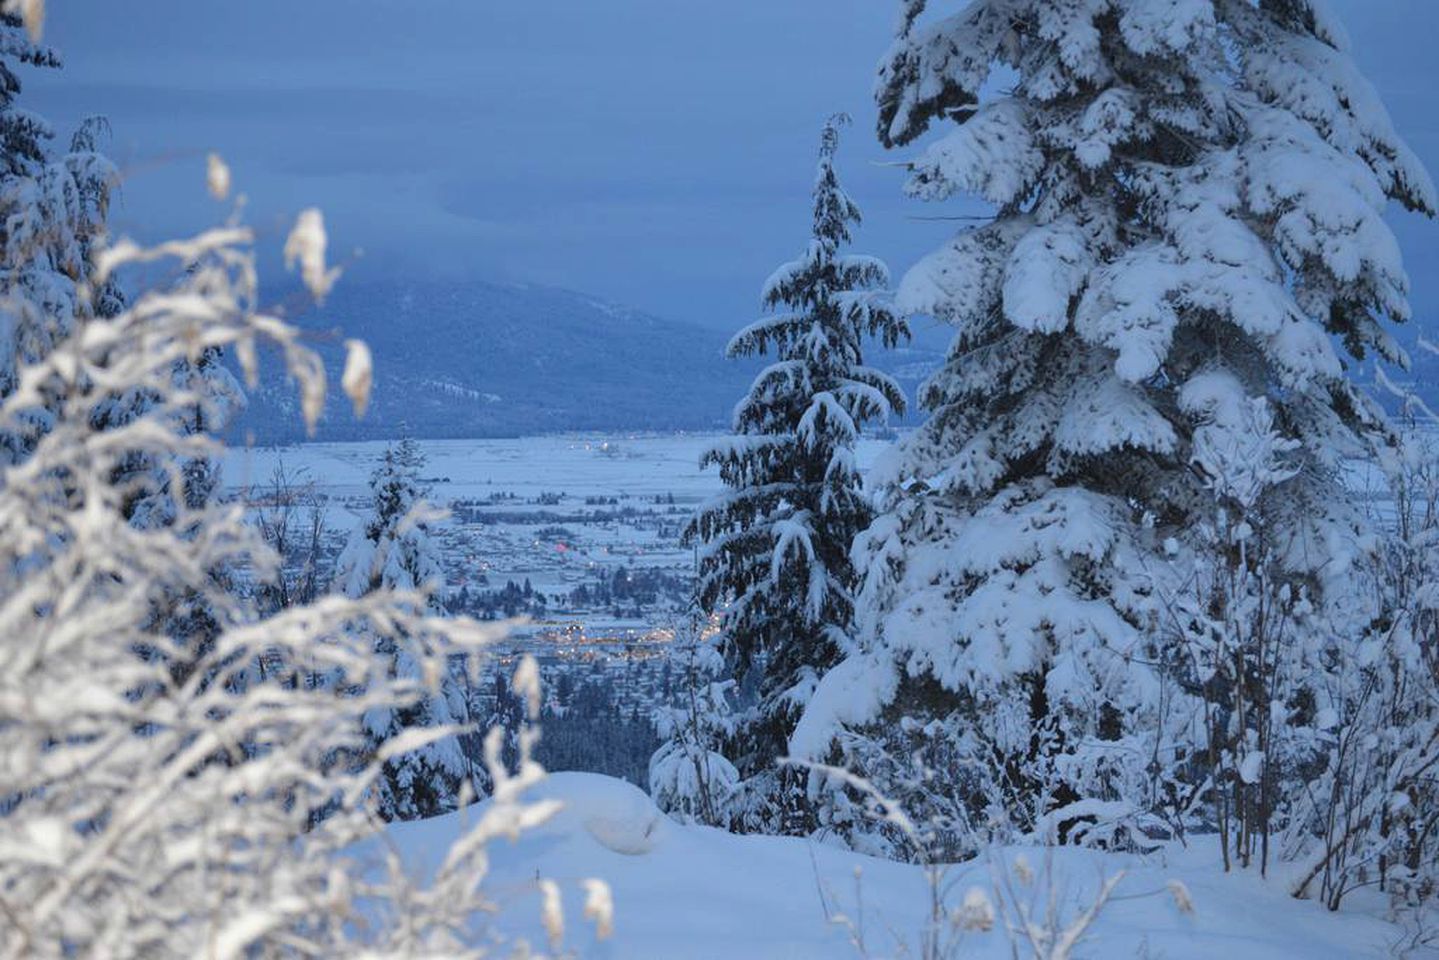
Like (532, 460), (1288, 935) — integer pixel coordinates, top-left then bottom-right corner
(475, 667), (525, 783)
(336, 437), (471, 820)
(1279, 424), (1439, 911)
(684, 115), (907, 834)
(248, 460), (333, 616)
(794, 0), (1435, 857)
(1163, 387), (1322, 874)
(649, 613), (741, 826)
(337, 438), (442, 603)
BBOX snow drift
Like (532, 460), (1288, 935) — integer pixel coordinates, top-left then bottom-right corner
(382, 773), (1417, 959)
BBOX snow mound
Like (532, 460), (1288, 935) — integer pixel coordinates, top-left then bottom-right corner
(383, 774), (1423, 958)
(531, 772), (667, 855)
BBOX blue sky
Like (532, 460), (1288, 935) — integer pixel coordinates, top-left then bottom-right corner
(24, 1), (1439, 335)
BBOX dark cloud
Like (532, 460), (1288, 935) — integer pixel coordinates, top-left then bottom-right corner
(20, 1), (1439, 334)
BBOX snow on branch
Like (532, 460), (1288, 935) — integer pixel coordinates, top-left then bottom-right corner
(0, 182), (569, 955)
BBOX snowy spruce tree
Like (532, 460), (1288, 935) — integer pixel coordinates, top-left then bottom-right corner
(1, 11), (123, 463)
(2, 11), (238, 525)
(684, 116), (907, 835)
(649, 612), (741, 827)
(792, 0), (1435, 858)
(336, 437), (472, 819)
(0, 11), (244, 684)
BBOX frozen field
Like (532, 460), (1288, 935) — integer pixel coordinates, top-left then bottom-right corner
(223, 434), (739, 505)
(222, 433), (889, 655)
(221, 430), (1405, 662)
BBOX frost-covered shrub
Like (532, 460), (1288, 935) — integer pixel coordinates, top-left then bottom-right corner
(809, 705), (989, 860)
(0, 154), (568, 954)
(246, 460), (333, 615)
(1277, 427), (1439, 910)
(1161, 392), (1335, 874)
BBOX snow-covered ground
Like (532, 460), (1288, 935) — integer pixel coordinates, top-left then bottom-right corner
(222, 434), (732, 504)
(222, 432), (894, 504)
(384, 773), (1424, 959)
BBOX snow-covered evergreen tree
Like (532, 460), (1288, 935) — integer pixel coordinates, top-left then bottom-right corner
(793, 0), (1435, 856)
(1, 12), (122, 463)
(649, 613), (741, 826)
(337, 438), (442, 604)
(0, 12), (244, 692)
(1, 12), (237, 526)
(336, 437), (471, 819)
(685, 115), (907, 835)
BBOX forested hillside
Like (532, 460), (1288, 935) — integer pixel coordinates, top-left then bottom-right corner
(231, 279), (944, 441)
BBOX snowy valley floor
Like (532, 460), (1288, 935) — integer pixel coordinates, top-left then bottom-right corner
(384, 774), (1428, 959)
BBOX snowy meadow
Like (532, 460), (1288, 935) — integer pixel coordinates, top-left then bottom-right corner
(6, 0), (1439, 958)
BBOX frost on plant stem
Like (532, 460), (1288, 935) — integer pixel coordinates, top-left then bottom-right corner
(582, 877), (615, 941)
(539, 879), (564, 948)
(342, 338), (373, 417)
(514, 651), (543, 719)
(206, 152), (231, 201)
(954, 887), (995, 932)
(283, 206), (341, 303)
(1166, 880), (1195, 917)
(2, 0), (44, 41)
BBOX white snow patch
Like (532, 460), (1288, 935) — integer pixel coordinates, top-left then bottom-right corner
(381, 774), (1421, 959)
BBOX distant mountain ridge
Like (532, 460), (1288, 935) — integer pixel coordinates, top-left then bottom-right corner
(228, 280), (944, 442)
